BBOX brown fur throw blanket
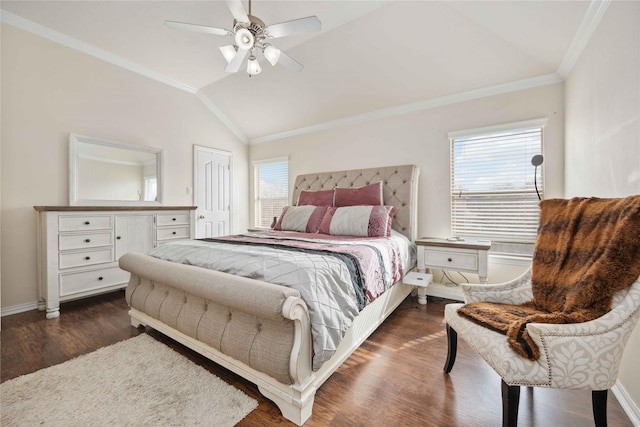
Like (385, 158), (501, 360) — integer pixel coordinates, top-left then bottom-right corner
(457, 195), (640, 360)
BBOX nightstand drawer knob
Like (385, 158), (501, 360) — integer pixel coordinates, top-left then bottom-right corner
(448, 258), (452, 262)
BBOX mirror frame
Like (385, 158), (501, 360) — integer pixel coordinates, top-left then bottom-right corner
(69, 133), (164, 206)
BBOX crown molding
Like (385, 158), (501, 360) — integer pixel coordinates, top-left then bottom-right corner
(2, 0), (607, 148)
(1, 10), (198, 94)
(249, 73), (563, 145)
(1, 9), (252, 142)
(557, 0), (611, 78)
(195, 92), (249, 144)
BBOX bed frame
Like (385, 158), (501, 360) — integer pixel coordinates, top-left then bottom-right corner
(119, 164), (419, 425)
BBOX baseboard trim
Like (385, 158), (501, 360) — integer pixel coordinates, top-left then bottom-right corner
(1, 301), (39, 317)
(612, 380), (640, 426)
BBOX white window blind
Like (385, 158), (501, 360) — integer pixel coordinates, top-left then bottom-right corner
(254, 158), (288, 228)
(450, 120), (545, 255)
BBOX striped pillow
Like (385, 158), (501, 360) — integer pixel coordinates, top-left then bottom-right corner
(273, 206), (328, 233)
(318, 205), (397, 237)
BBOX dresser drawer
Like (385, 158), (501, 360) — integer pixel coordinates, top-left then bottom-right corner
(59, 232), (113, 250)
(59, 266), (130, 297)
(157, 213), (190, 226)
(424, 250), (478, 271)
(156, 226), (190, 241)
(59, 215), (112, 232)
(59, 248), (113, 269)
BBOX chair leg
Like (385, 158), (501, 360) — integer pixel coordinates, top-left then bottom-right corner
(443, 323), (457, 373)
(501, 379), (520, 427)
(592, 389), (608, 427)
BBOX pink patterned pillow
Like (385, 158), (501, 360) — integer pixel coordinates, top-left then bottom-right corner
(318, 205), (397, 237)
(274, 206), (328, 233)
(334, 182), (383, 207)
(297, 189), (334, 206)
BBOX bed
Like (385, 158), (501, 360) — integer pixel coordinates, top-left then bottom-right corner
(119, 164), (419, 425)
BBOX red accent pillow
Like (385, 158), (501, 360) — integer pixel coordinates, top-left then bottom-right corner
(334, 182), (383, 207)
(297, 189), (334, 206)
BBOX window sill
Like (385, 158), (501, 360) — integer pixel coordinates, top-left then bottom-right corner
(489, 254), (532, 266)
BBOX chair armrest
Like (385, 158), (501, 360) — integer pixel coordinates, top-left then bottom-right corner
(526, 281), (640, 340)
(524, 300), (640, 389)
(461, 268), (533, 304)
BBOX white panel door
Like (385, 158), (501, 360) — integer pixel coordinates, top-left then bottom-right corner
(194, 146), (231, 238)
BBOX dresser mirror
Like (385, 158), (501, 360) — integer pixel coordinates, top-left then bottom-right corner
(69, 133), (163, 206)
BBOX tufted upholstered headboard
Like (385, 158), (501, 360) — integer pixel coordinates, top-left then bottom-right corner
(292, 164), (420, 241)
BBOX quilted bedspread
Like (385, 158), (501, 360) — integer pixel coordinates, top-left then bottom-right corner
(147, 230), (415, 370)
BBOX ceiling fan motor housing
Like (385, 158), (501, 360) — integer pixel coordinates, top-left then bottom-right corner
(166, 1), (319, 74)
(233, 15), (267, 49)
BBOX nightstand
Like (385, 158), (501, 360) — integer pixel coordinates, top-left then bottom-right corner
(415, 237), (491, 300)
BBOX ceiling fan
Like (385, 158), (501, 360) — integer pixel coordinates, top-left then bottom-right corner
(165, 0), (321, 76)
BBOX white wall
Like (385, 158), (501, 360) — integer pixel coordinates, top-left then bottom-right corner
(250, 83), (565, 284)
(0, 24), (249, 310)
(564, 0), (640, 417)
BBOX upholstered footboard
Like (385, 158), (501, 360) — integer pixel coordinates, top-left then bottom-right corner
(119, 251), (414, 425)
(119, 252), (316, 425)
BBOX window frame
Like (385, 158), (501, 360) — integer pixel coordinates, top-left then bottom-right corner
(253, 157), (289, 229)
(448, 118), (547, 256)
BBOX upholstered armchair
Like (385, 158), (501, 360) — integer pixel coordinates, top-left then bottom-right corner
(443, 268), (640, 427)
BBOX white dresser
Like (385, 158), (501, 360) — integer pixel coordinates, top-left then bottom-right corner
(34, 206), (196, 319)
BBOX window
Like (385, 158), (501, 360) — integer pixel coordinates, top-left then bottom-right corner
(143, 176), (157, 202)
(449, 119), (546, 256)
(254, 157), (289, 228)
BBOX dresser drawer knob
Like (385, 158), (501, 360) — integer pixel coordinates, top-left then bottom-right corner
(98, 276), (103, 281)
(172, 231), (177, 235)
(84, 221), (90, 225)
(85, 256), (91, 260)
(448, 258), (452, 262)
(85, 239), (91, 243)
(172, 218), (177, 221)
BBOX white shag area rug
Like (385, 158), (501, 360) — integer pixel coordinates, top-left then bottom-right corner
(1, 334), (258, 426)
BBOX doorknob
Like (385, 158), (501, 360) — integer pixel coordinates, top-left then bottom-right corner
(199, 215), (205, 219)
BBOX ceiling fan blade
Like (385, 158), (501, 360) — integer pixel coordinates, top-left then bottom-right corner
(266, 16), (321, 39)
(165, 20), (231, 36)
(277, 51), (303, 72)
(226, 0), (249, 23)
(225, 48), (249, 73)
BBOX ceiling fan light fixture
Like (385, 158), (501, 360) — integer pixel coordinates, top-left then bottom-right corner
(263, 45), (281, 66)
(219, 45), (237, 63)
(247, 54), (262, 75)
(166, 1), (321, 76)
(235, 28), (254, 50)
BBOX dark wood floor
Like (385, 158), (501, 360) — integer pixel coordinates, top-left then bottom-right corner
(1, 291), (633, 427)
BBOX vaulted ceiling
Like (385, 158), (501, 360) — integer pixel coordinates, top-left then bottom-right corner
(1, 1), (600, 143)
